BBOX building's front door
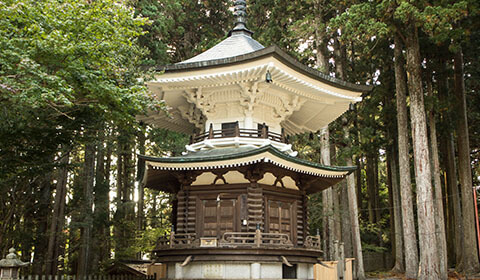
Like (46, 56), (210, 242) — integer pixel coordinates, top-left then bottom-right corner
(200, 198), (236, 239)
(266, 199), (295, 243)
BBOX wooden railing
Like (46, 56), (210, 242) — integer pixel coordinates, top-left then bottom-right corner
(190, 123), (287, 144)
(258, 232), (293, 247)
(219, 231), (293, 247)
(221, 232), (256, 245)
(157, 230), (293, 249)
(304, 235), (322, 250)
(156, 232), (197, 249)
(156, 232), (324, 252)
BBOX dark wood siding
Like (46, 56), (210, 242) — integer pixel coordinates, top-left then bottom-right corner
(176, 182), (306, 246)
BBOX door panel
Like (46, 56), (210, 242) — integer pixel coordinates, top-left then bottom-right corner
(219, 200), (235, 235)
(267, 200), (294, 241)
(203, 200), (218, 237)
(200, 199), (236, 238)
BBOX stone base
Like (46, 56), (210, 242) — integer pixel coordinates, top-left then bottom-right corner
(165, 261), (313, 280)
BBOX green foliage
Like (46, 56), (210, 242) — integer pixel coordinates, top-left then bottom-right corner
(147, 128), (189, 156)
(0, 0), (160, 117)
(135, 0), (232, 65)
(0, 0), (164, 187)
(136, 227), (169, 258)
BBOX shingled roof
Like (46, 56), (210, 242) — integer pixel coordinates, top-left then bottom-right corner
(178, 33), (264, 64)
(137, 145), (356, 194)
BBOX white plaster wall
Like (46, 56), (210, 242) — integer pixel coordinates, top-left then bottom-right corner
(224, 263), (251, 279)
(296, 263), (312, 280)
(167, 263), (175, 279)
(167, 261), (315, 279)
(202, 263), (225, 279)
(260, 263), (282, 279)
(181, 262), (203, 279)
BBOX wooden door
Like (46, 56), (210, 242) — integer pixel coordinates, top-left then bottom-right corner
(202, 200), (218, 237)
(200, 199), (236, 238)
(267, 200), (293, 240)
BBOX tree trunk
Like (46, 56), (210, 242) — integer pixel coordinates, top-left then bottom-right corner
(355, 157), (362, 218)
(104, 132), (113, 257)
(54, 173), (67, 275)
(426, 64), (448, 279)
(454, 48), (480, 273)
(343, 120), (365, 280)
(320, 126), (334, 259)
(386, 147), (395, 262)
(394, 33), (418, 278)
(390, 144), (404, 272)
(45, 152), (69, 275)
(91, 128), (110, 273)
(437, 55), (463, 267)
(366, 154), (376, 223)
(331, 145), (342, 243)
(445, 135), (464, 267)
(313, 0), (330, 73)
(374, 157), (381, 224)
(114, 136), (124, 256)
(340, 179), (353, 258)
(404, 23), (439, 279)
(137, 128), (146, 259)
(77, 142), (95, 277)
(32, 176), (53, 275)
(334, 36), (347, 80)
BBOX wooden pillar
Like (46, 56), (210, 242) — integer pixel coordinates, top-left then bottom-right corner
(247, 183), (263, 231)
(173, 172), (198, 234)
(261, 123), (267, 139)
(235, 121), (240, 137)
(302, 192), (309, 245)
(208, 123), (214, 139)
(281, 128), (286, 143)
(176, 190), (186, 233)
(245, 167), (265, 232)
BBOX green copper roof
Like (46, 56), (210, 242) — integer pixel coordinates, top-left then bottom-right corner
(138, 145), (356, 173)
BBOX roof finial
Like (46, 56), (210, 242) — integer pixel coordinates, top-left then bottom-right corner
(230, 0), (253, 36)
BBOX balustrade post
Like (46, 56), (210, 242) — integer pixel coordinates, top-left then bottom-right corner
(235, 121), (240, 137)
(281, 128), (286, 143)
(255, 223), (261, 248)
(208, 123), (213, 139)
(170, 230), (175, 249)
(261, 123), (267, 139)
(316, 228), (321, 251)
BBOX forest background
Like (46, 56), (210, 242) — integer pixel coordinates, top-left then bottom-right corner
(0, 0), (479, 279)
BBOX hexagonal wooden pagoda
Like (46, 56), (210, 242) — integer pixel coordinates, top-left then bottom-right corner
(137, 1), (370, 279)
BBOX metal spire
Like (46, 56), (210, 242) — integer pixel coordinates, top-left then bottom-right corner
(230, 0), (253, 36)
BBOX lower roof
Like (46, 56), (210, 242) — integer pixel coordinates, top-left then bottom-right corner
(138, 145), (356, 194)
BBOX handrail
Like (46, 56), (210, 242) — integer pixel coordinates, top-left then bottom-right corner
(191, 128), (287, 144)
(304, 235), (322, 250)
(156, 232), (197, 249)
(220, 231), (293, 247)
(157, 232), (324, 250)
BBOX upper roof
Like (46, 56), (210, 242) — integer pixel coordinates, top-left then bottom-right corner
(178, 33), (264, 64)
(159, 44), (371, 93)
(157, 0), (371, 93)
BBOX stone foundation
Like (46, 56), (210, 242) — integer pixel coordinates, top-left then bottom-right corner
(165, 261), (313, 280)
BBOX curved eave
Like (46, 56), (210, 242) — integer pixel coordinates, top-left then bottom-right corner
(155, 45), (372, 93)
(140, 145), (355, 173)
(137, 146), (356, 193)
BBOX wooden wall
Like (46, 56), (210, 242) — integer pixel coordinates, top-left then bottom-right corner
(174, 181), (308, 247)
